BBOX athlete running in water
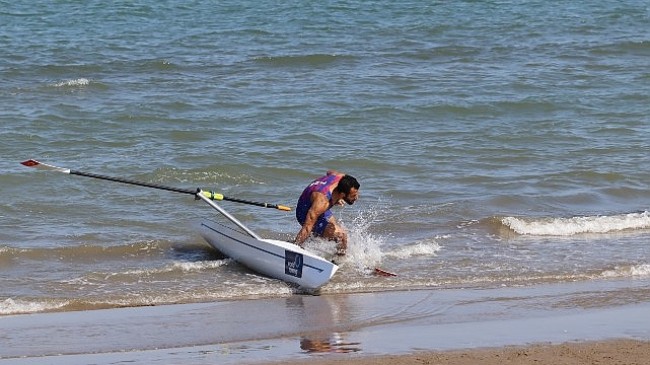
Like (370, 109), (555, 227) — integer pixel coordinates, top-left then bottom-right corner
(294, 170), (360, 256)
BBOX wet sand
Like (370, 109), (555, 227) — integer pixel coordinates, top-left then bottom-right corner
(1, 280), (649, 364)
(279, 339), (650, 365)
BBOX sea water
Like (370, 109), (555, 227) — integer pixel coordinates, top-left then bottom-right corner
(1, 1), (649, 315)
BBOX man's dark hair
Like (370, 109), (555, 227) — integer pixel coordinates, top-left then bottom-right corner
(336, 175), (360, 194)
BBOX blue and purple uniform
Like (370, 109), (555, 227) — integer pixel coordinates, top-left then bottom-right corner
(296, 174), (343, 236)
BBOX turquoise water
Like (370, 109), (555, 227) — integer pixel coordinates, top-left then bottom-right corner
(1, 1), (649, 315)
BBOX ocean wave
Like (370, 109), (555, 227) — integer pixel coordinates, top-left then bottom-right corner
(171, 259), (231, 272)
(253, 53), (353, 67)
(0, 278), (292, 315)
(500, 211), (650, 236)
(75, 283), (295, 310)
(385, 238), (442, 259)
(0, 298), (69, 315)
(590, 40), (650, 55)
(0, 240), (173, 263)
(106, 259), (231, 278)
(601, 264), (650, 279)
(51, 78), (90, 87)
(57, 259), (232, 287)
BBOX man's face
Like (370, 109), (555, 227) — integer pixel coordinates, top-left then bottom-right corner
(343, 187), (359, 205)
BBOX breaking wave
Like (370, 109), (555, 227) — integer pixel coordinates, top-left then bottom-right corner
(601, 264), (650, 279)
(385, 238), (441, 259)
(103, 259), (231, 279)
(0, 298), (69, 315)
(500, 211), (650, 236)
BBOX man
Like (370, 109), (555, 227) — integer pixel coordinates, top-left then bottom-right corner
(294, 170), (360, 256)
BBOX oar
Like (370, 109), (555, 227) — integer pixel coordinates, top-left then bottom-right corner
(20, 159), (291, 211)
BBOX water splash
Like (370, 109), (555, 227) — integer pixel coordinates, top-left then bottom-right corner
(345, 207), (387, 272)
(302, 206), (387, 273)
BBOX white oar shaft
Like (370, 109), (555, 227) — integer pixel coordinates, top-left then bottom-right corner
(196, 192), (261, 240)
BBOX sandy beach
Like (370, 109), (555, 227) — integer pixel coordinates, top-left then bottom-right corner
(278, 339), (650, 365)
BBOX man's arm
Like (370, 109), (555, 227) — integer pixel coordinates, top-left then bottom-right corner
(294, 192), (329, 246)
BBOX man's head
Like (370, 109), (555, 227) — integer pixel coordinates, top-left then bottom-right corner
(336, 175), (360, 205)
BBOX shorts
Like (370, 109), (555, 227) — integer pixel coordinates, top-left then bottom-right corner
(296, 202), (332, 237)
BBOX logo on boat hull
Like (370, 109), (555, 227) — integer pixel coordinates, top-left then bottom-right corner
(285, 250), (303, 278)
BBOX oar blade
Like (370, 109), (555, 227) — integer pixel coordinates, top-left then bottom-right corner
(20, 159), (70, 173)
(374, 267), (397, 277)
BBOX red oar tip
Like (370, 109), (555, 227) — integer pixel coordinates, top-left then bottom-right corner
(374, 268), (397, 277)
(21, 159), (40, 167)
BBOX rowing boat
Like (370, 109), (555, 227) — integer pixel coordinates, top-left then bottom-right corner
(197, 193), (339, 289)
(21, 159), (339, 289)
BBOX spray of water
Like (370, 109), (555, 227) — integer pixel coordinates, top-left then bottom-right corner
(342, 205), (387, 273)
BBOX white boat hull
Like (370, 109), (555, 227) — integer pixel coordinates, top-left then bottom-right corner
(199, 219), (338, 289)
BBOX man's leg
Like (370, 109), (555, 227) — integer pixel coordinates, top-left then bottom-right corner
(322, 217), (348, 255)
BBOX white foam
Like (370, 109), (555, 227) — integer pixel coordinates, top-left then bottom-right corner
(172, 259), (230, 272)
(304, 207), (387, 273)
(104, 259), (231, 279)
(0, 298), (68, 315)
(601, 264), (650, 278)
(52, 78), (90, 87)
(346, 210), (386, 271)
(386, 238), (442, 259)
(502, 211), (650, 236)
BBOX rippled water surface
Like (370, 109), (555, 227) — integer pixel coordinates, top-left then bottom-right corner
(1, 0), (649, 315)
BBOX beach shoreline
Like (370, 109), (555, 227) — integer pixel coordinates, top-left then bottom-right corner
(264, 339), (650, 365)
(2, 281), (649, 364)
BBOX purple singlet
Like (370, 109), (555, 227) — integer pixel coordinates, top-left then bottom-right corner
(295, 174), (342, 236)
